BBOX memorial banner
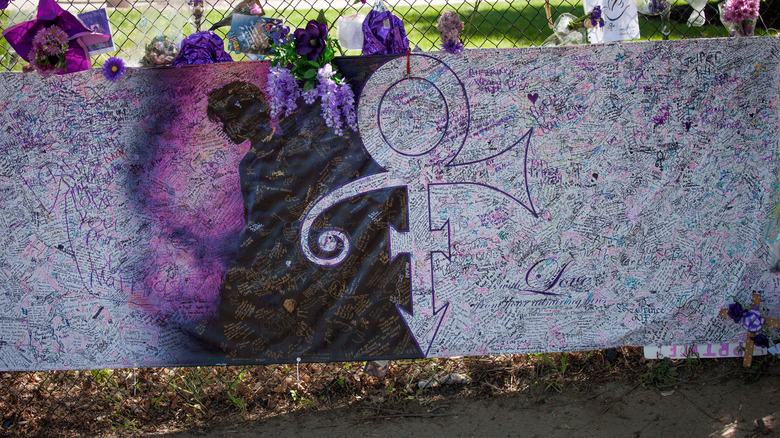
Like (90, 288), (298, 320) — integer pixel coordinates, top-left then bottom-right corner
(0, 37), (778, 371)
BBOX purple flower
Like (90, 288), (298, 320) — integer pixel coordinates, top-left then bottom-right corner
(741, 306), (765, 332)
(1, 0), (11, 10)
(269, 23), (290, 46)
(294, 20), (328, 62)
(722, 0), (760, 23)
(589, 6), (605, 27)
(750, 333), (770, 348)
(727, 301), (744, 323)
(436, 11), (464, 42)
(267, 66), (302, 131)
(442, 39), (464, 54)
(102, 57), (126, 82)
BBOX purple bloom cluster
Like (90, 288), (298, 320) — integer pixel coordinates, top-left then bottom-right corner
(436, 11), (464, 42)
(267, 66), (302, 130)
(442, 39), (464, 54)
(314, 64), (358, 136)
(29, 25), (69, 77)
(721, 0), (760, 23)
(269, 23), (290, 46)
(589, 6), (605, 27)
(437, 11), (465, 55)
(267, 64), (357, 136)
(102, 57), (126, 82)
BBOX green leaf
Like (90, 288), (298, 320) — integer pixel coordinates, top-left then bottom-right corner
(303, 68), (317, 79)
(303, 80), (315, 92)
(308, 61), (320, 68)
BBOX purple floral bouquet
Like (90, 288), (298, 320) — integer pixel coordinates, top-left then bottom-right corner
(29, 25), (69, 77)
(436, 11), (464, 54)
(719, 0), (760, 36)
(140, 35), (179, 67)
(266, 20), (357, 136)
(567, 6), (605, 30)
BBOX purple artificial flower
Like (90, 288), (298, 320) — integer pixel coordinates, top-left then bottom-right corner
(727, 301), (744, 323)
(750, 333), (770, 348)
(267, 65), (302, 132)
(269, 23), (290, 46)
(317, 63), (336, 79)
(0, 0), (12, 10)
(436, 11), (464, 43)
(721, 0), (760, 23)
(188, 0), (203, 6)
(102, 56), (126, 82)
(442, 38), (464, 54)
(589, 6), (605, 27)
(294, 20), (328, 62)
(741, 306), (765, 332)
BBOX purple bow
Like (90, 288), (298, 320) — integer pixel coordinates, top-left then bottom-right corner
(2, 0), (110, 74)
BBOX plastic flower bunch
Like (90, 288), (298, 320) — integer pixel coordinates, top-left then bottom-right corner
(303, 64), (358, 136)
(721, 0), (760, 23)
(436, 11), (465, 54)
(102, 56), (126, 82)
(140, 35), (179, 67)
(568, 6), (605, 30)
(29, 25), (69, 77)
(727, 299), (778, 355)
(265, 20), (357, 136)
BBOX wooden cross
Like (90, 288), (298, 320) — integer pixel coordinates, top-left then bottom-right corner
(719, 293), (780, 367)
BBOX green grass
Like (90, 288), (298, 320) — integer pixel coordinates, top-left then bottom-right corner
(0, 0), (760, 71)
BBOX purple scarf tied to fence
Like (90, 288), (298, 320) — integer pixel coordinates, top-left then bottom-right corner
(2, 0), (109, 74)
(361, 9), (409, 56)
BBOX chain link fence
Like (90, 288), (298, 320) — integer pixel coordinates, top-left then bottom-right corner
(1, 0), (779, 435)
(3, 0), (780, 70)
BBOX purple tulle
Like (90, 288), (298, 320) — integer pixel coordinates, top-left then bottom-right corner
(2, 0), (109, 74)
(171, 31), (234, 66)
(361, 9), (409, 56)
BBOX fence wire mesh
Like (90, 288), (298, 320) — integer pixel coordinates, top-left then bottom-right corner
(1, 0), (779, 435)
(2, 0), (779, 71)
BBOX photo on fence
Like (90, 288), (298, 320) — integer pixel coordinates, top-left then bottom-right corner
(77, 8), (115, 56)
(226, 14), (282, 59)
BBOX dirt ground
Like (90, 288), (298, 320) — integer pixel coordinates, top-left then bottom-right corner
(155, 358), (779, 438)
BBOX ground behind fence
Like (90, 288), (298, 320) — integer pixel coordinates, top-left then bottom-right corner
(1, 348), (778, 436)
